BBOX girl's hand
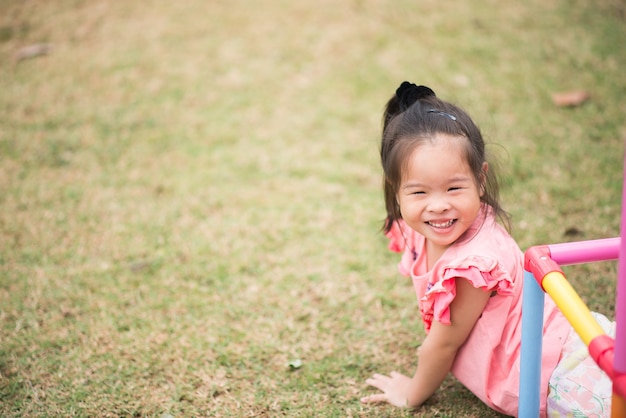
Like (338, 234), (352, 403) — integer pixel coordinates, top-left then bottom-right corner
(360, 371), (412, 407)
(361, 279), (492, 410)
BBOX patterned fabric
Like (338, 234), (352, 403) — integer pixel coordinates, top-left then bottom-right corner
(547, 312), (616, 417)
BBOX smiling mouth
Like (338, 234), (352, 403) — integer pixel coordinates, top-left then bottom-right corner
(427, 219), (456, 228)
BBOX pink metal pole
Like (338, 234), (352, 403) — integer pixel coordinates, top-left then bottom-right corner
(548, 238), (620, 266)
(614, 157), (626, 399)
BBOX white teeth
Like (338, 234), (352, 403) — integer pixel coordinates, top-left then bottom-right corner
(429, 220), (455, 228)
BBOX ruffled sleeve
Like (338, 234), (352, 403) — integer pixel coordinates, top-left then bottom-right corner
(385, 220), (406, 253)
(385, 220), (418, 277)
(420, 256), (515, 331)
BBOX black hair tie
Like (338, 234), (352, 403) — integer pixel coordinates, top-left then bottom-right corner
(395, 82), (436, 110)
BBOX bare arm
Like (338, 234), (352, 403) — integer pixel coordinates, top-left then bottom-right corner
(361, 278), (492, 408)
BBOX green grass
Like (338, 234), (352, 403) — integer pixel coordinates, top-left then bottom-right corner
(1, 0), (625, 416)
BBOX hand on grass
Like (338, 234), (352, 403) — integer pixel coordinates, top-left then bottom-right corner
(360, 371), (412, 408)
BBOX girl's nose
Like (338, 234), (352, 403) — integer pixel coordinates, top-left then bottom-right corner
(427, 196), (451, 213)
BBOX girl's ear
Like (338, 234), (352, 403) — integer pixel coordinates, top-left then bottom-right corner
(480, 162), (489, 196)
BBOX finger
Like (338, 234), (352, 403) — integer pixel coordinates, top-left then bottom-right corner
(360, 393), (387, 404)
(365, 377), (385, 390)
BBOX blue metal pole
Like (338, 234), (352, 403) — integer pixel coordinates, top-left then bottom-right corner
(519, 269), (544, 417)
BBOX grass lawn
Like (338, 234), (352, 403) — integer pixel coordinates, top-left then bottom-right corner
(1, 0), (625, 416)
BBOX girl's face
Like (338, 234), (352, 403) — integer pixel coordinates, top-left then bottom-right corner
(397, 134), (486, 261)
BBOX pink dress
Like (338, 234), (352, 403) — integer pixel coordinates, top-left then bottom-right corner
(386, 208), (571, 417)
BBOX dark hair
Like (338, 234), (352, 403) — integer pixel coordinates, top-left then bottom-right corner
(381, 82), (509, 233)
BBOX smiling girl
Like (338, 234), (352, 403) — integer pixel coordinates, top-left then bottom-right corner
(360, 82), (615, 417)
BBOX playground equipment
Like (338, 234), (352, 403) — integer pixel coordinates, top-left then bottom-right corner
(518, 160), (626, 417)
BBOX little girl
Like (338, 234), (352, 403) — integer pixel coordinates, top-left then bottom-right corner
(360, 82), (615, 416)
